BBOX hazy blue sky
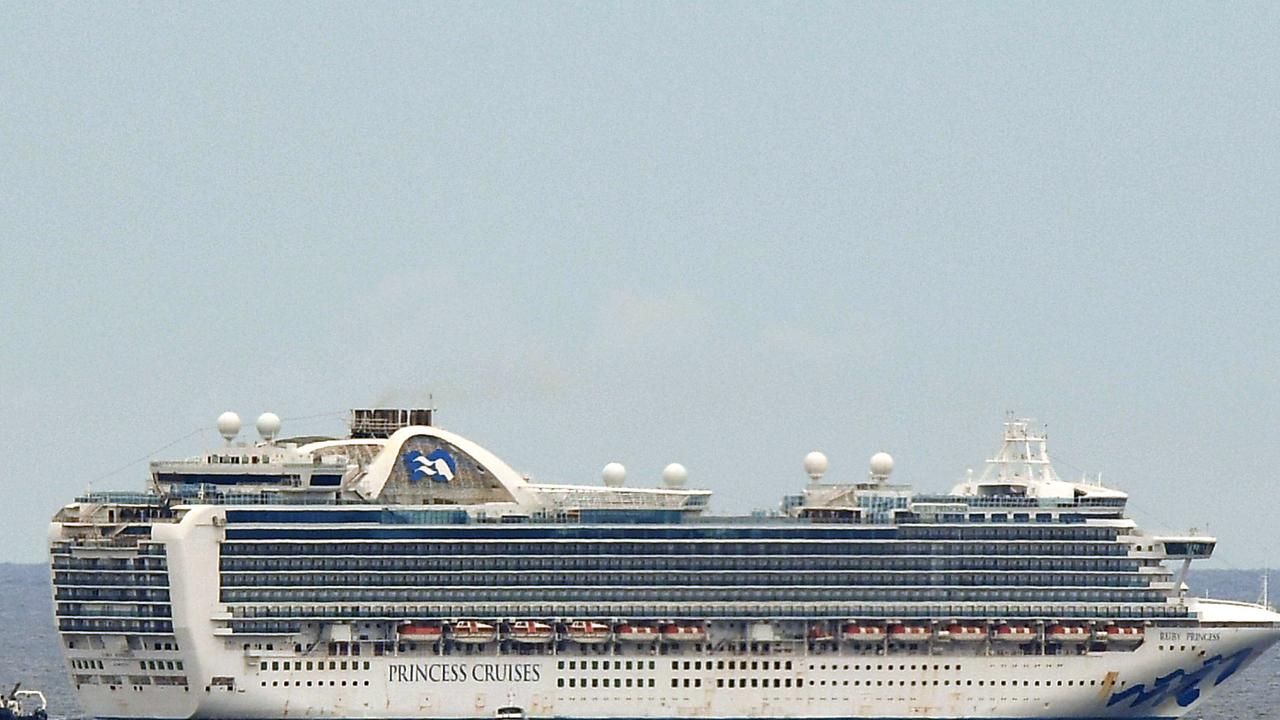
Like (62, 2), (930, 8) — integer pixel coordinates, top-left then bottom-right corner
(2, 3), (1278, 568)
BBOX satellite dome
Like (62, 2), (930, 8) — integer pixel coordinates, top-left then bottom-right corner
(870, 451), (894, 479)
(662, 463), (688, 489)
(256, 412), (282, 441)
(803, 451), (828, 481)
(216, 411), (241, 442)
(602, 462), (626, 487)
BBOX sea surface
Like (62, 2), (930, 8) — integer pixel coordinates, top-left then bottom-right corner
(3, 563), (1277, 719)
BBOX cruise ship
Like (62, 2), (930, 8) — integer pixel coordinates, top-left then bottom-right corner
(50, 409), (1280, 720)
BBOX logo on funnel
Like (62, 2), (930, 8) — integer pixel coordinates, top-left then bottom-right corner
(403, 448), (457, 483)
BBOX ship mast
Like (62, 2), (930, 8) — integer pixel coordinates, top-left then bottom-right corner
(978, 417), (1060, 485)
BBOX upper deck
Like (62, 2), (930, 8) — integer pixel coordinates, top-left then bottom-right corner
(86, 412), (1136, 522)
(59, 413), (1183, 540)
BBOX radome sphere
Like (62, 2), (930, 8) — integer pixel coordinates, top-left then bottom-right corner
(870, 451), (894, 478)
(216, 411), (241, 441)
(662, 463), (688, 489)
(256, 412), (282, 441)
(803, 451), (829, 481)
(602, 462), (627, 487)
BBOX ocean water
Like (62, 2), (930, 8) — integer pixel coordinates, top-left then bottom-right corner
(4, 564), (1277, 719)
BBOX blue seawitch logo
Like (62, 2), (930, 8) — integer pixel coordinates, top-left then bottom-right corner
(1107, 646), (1253, 709)
(402, 449), (458, 483)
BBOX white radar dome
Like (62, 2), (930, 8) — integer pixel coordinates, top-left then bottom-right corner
(256, 412), (282, 441)
(602, 462), (627, 487)
(870, 451), (894, 479)
(803, 451), (829, 481)
(662, 463), (688, 489)
(216, 411), (241, 442)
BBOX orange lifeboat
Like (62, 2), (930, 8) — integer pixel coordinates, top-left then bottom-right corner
(1047, 624), (1090, 644)
(509, 620), (554, 644)
(615, 624), (659, 643)
(661, 624), (706, 642)
(888, 624), (931, 642)
(451, 620), (497, 644)
(808, 625), (836, 642)
(994, 625), (1037, 643)
(566, 620), (612, 644)
(842, 623), (886, 643)
(1102, 625), (1144, 643)
(397, 622), (443, 640)
(944, 624), (987, 642)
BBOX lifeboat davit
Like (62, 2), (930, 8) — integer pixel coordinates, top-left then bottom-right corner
(842, 623), (887, 643)
(509, 620), (554, 644)
(661, 624), (706, 642)
(566, 620), (612, 644)
(994, 625), (1037, 643)
(888, 624), (931, 642)
(451, 620), (498, 644)
(1102, 625), (1144, 643)
(944, 624), (987, 642)
(615, 624), (659, 643)
(1047, 624), (1090, 643)
(398, 622), (443, 639)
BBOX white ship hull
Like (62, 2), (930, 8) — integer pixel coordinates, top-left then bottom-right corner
(67, 618), (1278, 720)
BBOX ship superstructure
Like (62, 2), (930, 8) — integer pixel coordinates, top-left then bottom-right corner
(50, 410), (1280, 720)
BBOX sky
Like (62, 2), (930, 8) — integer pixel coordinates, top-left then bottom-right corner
(1, 3), (1278, 567)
